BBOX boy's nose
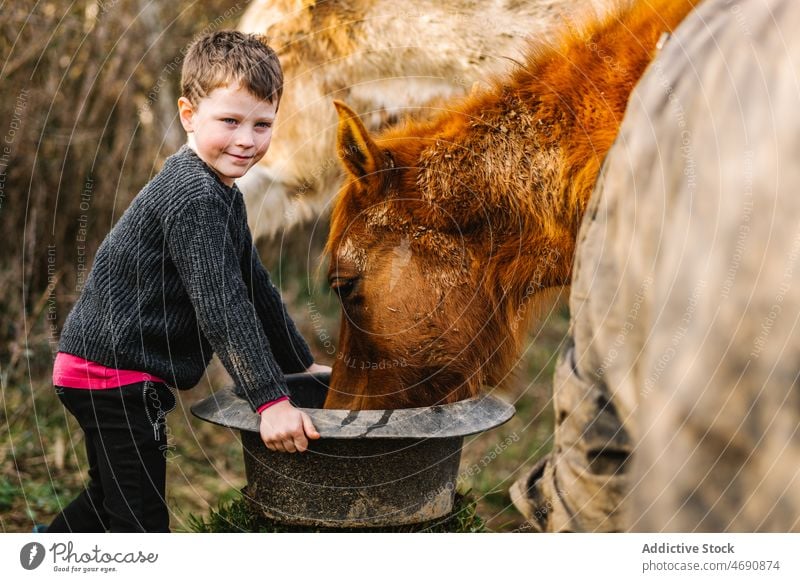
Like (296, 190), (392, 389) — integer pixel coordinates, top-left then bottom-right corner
(233, 129), (255, 148)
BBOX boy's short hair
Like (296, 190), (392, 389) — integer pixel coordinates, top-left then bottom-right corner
(181, 30), (283, 108)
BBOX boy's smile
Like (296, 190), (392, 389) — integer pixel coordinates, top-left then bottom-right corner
(178, 84), (277, 187)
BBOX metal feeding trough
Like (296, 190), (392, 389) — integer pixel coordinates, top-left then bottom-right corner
(191, 372), (514, 528)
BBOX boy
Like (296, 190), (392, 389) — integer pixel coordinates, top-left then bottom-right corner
(46, 31), (329, 533)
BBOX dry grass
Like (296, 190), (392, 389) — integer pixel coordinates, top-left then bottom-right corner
(0, 0), (245, 388)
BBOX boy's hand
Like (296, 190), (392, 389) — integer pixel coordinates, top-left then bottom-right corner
(258, 364), (329, 452)
(306, 362), (332, 374)
(259, 400), (320, 453)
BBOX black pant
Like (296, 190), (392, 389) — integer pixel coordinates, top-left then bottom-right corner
(47, 381), (177, 532)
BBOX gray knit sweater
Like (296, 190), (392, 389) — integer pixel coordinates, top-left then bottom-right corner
(58, 144), (314, 411)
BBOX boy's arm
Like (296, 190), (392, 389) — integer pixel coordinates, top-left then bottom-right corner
(165, 195), (290, 412)
(240, 226), (315, 374)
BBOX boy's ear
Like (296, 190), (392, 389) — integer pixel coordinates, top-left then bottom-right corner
(334, 100), (386, 180)
(177, 97), (195, 133)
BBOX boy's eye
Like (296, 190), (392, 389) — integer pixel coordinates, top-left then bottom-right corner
(222, 118), (237, 125)
(256, 121), (272, 129)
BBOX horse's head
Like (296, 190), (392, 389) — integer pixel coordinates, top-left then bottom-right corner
(324, 102), (553, 410)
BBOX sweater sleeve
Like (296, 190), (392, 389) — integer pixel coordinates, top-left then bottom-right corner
(165, 195), (289, 411)
(240, 219), (315, 374)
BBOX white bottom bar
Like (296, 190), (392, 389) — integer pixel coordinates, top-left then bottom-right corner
(3, 533), (798, 581)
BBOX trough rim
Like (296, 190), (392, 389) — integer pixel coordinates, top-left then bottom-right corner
(190, 373), (515, 440)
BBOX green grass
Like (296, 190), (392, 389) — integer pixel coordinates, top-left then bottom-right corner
(185, 490), (485, 533)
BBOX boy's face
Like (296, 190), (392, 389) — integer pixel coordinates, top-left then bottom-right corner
(178, 83), (277, 187)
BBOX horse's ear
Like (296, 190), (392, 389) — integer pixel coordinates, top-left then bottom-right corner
(334, 100), (385, 179)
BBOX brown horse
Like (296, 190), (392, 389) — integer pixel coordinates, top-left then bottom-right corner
(324, 0), (699, 410)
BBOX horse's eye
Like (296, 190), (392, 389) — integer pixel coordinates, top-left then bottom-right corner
(329, 276), (359, 300)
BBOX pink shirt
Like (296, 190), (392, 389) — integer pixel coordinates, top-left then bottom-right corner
(53, 352), (168, 389)
(257, 396), (288, 414)
(53, 351), (283, 413)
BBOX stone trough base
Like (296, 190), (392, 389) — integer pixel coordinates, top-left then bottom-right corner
(241, 430), (463, 528)
(190, 372), (514, 528)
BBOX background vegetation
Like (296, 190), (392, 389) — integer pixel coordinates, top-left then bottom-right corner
(0, 0), (567, 532)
